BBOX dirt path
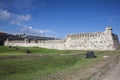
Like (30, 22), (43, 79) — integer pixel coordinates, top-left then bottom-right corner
(99, 62), (120, 80)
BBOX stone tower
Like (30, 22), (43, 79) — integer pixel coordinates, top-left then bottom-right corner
(104, 26), (119, 50)
(104, 26), (112, 33)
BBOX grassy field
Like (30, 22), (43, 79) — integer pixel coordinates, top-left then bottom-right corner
(0, 46), (119, 80)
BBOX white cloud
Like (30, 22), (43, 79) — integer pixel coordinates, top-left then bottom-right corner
(10, 14), (31, 25)
(0, 0), (45, 13)
(29, 26), (32, 30)
(0, 9), (10, 20)
(21, 25), (55, 37)
(0, 9), (55, 37)
(18, 14), (31, 21)
(0, 9), (31, 25)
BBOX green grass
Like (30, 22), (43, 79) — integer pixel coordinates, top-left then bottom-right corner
(0, 46), (119, 80)
(0, 55), (81, 80)
(0, 46), (64, 55)
(0, 46), (85, 55)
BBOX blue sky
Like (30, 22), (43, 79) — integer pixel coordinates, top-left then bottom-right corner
(0, 0), (120, 39)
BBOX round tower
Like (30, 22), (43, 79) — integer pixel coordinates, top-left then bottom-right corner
(105, 26), (112, 33)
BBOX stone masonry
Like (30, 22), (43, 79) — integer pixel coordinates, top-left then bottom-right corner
(4, 27), (119, 50)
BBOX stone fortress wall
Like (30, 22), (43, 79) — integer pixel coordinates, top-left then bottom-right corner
(4, 27), (120, 50)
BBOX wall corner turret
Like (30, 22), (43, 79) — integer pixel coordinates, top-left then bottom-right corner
(104, 26), (112, 33)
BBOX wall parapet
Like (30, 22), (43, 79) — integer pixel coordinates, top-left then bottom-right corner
(67, 32), (106, 39)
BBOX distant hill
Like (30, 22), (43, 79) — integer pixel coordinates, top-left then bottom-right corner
(0, 32), (57, 46)
(0, 32), (8, 45)
(8, 35), (57, 41)
(26, 36), (56, 40)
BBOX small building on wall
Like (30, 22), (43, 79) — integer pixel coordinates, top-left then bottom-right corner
(4, 26), (119, 50)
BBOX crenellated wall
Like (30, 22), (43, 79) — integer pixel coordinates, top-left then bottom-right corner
(4, 27), (119, 50)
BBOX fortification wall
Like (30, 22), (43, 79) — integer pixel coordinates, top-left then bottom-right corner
(65, 32), (115, 50)
(4, 27), (119, 50)
(4, 40), (65, 50)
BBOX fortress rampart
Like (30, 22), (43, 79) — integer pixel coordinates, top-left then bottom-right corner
(4, 27), (119, 50)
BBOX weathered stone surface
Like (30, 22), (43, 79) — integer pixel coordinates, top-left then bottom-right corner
(4, 27), (120, 50)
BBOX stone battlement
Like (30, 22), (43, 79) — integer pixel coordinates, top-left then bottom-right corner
(4, 27), (120, 50)
(67, 32), (104, 38)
